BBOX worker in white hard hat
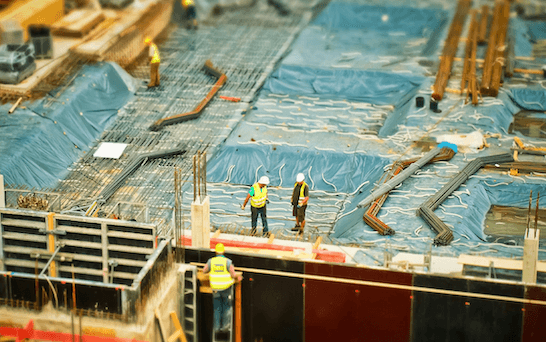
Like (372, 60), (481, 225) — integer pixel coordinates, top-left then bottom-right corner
(145, 37), (160, 87)
(203, 243), (242, 339)
(241, 176), (270, 236)
(291, 173), (309, 234)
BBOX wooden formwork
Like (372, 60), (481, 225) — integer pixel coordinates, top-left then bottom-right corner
(0, 207), (156, 285)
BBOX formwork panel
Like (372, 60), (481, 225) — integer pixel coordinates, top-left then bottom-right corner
(412, 274), (523, 342)
(522, 285), (546, 342)
(305, 263), (412, 342)
(243, 273), (303, 342)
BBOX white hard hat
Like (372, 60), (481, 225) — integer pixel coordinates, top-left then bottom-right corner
(258, 176), (269, 185)
(296, 173), (305, 182)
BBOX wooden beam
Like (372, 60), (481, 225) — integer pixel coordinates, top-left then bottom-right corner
(212, 230), (221, 239)
(267, 233), (275, 244)
(432, 0), (472, 101)
(313, 236), (322, 250)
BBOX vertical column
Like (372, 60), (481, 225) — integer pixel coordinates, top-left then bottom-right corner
(0, 175), (4, 271)
(235, 279), (242, 342)
(0, 174), (4, 208)
(102, 222), (109, 283)
(191, 196), (210, 248)
(523, 228), (540, 284)
(47, 212), (57, 277)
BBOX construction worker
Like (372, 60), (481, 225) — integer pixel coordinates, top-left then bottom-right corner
(182, 0), (198, 29)
(145, 37), (160, 87)
(203, 243), (242, 339)
(241, 176), (270, 236)
(291, 173), (309, 234)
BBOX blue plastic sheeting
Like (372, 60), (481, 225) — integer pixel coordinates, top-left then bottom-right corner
(264, 65), (424, 106)
(280, 2), (447, 71)
(207, 143), (389, 194)
(510, 17), (534, 57)
(314, 2), (446, 37)
(526, 21), (546, 41)
(506, 87), (546, 111)
(0, 62), (138, 188)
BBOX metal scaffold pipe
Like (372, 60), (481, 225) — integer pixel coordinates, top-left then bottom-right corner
(357, 143), (457, 209)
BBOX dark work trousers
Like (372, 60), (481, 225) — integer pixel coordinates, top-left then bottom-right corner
(251, 205), (268, 235)
(149, 62), (160, 87)
(212, 286), (233, 332)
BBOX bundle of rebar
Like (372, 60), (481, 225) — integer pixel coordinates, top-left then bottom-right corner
(477, 4), (490, 45)
(461, 10), (480, 105)
(417, 153), (513, 245)
(358, 144), (457, 209)
(489, 0), (510, 97)
(480, 0), (510, 97)
(363, 147), (456, 236)
(149, 60), (227, 131)
(432, 0), (472, 101)
(97, 147), (186, 203)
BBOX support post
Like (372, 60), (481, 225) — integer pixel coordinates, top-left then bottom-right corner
(0, 174), (4, 271)
(47, 213), (57, 277)
(523, 228), (540, 284)
(191, 196), (210, 249)
(235, 280), (242, 342)
(0, 174), (4, 208)
(101, 222), (109, 283)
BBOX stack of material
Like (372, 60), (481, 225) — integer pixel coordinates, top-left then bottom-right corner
(51, 9), (105, 37)
(100, 0), (134, 9)
(0, 43), (36, 84)
(74, 0), (172, 67)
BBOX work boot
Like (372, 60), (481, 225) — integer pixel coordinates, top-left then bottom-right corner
(291, 224), (300, 232)
(263, 231), (271, 238)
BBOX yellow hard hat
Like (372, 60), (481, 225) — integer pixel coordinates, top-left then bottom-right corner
(144, 37), (151, 44)
(215, 243), (225, 253)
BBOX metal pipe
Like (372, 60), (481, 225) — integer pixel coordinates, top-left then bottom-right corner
(39, 243), (64, 277)
(358, 145), (453, 208)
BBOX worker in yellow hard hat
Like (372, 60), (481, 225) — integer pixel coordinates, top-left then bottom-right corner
(202, 243), (242, 339)
(241, 176), (270, 237)
(145, 37), (160, 87)
(181, 0), (197, 29)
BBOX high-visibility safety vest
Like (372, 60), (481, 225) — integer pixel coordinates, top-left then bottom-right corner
(250, 183), (267, 208)
(149, 43), (160, 63)
(182, 0), (194, 8)
(294, 181), (308, 206)
(209, 256), (234, 290)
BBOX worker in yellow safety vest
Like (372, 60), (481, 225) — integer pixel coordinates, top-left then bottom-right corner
(181, 0), (198, 29)
(145, 37), (160, 87)
(203, 243), (242, 338)
(241, 176), (270, 237)
(291, 173), (309, 235)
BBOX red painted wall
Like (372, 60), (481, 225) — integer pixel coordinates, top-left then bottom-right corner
(304, 263), (412, 342)
(522, 285), (546, 342)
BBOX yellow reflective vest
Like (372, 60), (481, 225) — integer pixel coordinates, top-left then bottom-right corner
(149, 43), (160, 64)
(250, 183), (267, 208)
(294, 181), (308, 206)
(209, 256), (234, 290)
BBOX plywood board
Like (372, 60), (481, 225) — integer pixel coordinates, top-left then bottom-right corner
(458, 254), (546, 273)
(52, 9), (105, 38)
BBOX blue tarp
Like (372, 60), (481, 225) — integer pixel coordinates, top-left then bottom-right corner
(264, 65), (424, 106)
(0, 62), (138, 188)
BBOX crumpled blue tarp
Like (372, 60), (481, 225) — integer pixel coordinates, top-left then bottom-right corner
(263, 65), (424, 106)
(313, 2), (446, 38)
(0, 62), (138, 188)
(207, 142), (390, 194)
